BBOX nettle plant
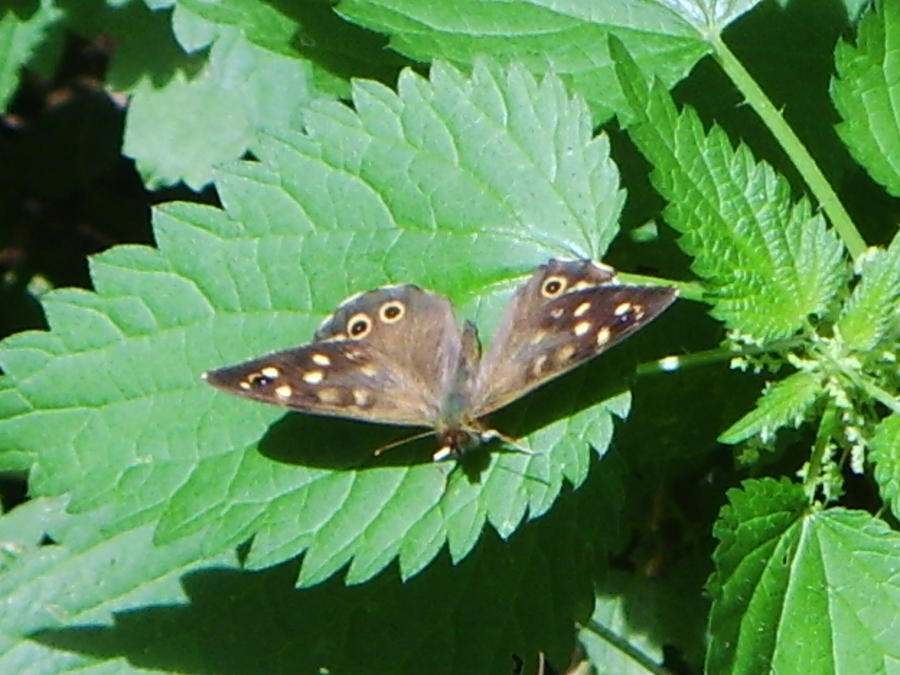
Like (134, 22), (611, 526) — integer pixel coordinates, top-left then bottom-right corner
(2, 1), (900, 673)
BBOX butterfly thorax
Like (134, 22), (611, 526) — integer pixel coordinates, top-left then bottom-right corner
(430, 319), (485, 460)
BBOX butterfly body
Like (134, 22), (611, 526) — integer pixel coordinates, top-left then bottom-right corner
(203, 259), (677, 460)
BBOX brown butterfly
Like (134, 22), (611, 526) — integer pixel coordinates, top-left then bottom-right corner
(203, 259), (677, 460)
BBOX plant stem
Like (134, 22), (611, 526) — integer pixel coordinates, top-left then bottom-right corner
(636, 338), (806, 377)
(581, 620), (670, 674)
(710, 35), (867, 260)
(805, 403), (838, 495)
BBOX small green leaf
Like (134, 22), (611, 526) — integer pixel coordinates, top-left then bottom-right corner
(123, 27), (324, 190)
(580, 565), (707, 673)
(832, 0), (900, 197)
(613, 39), (847, 341)
(718, 370), (822, 445)
(836, 231), (900, 352)
(870, 413), (900, 521)
(708, 478), (900, 674)
(0, 1), (62, 112)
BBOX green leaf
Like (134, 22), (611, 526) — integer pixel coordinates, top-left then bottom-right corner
(0, 496), (69, 565)
(0, 499), (238, 673)
(0, 1), (63, 112)
(174, 0), (408, 98)
(836, 230), (900, 352)
(832, 0), (900, 197)
(718, 370), (822, 444)
(122, 26), (325, 190)
(0, 374), (34, 471)
(708, 478), (900, 674)
(613, 39), (847, 341)
(579, 565), (707, 673)
(0, 61), (637, 587)
(1, 429), (629, 673)
(64, 0), (197, 93)
(871, 413), (900, 521)
(337, 0), (763, 122)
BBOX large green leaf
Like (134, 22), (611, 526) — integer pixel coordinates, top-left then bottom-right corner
(0, 61), (648, 589)
(337, 0), (763, 122)
(707, 478), (900, 674)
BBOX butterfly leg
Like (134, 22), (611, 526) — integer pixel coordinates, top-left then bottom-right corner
(479, 428), (538, 457)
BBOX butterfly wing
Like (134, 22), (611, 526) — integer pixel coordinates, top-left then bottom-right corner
(203, 285), (462, 427)
(470, 259), (677, 417)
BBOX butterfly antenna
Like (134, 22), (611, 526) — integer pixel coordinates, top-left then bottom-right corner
(372, 429), (436, 457)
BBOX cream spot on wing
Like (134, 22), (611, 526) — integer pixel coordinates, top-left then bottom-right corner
(574, 301), (591, 317)
(529, 330), (547, 345)
(347, 313), (373, 339)
(361, 364), (379, 377)
(275, 384), (293, 400)
(303, 370), (324, 384)
(574, 320), (591, 336)
(550, 307), (565, 319)
(379, 300), (406, 323)
(312, 353), (331, 367)
(596, 327), (611, 346)
(239, 381), (251, 390)
(556, 344), (576, 362)
(261, 366), (280, 379)
(352, 389), (372, 407)
(541, 275), (567, 298)
(532, 354), (548, 376)
(614, 302), (633, 316)
(317, 388), (343, 404)
(571, 280), (593, 290)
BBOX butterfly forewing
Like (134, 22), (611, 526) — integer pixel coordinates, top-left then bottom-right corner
(204, 285), (464, 427)
(470, 260), (677, 417)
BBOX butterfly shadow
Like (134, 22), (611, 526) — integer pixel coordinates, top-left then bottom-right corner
(255, 413), (443, 470)
(482, 350), (641, 450)
(256, 350), (639, 475)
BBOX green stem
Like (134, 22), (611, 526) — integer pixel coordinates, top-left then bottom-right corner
(805, 403), (838, 496)
(636, 338), (806, 377)
(710, 35), (867, 260)
(581, 620), (671, 674)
